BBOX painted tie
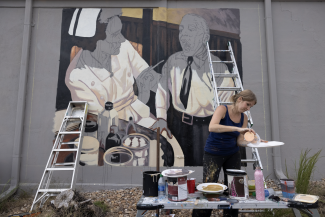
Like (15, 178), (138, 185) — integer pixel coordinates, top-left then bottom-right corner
(180, 56), (193, 109)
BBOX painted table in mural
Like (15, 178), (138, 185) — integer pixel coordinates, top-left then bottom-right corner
(56, 116), (175, 167)
(104, 119), (174, 167)
(136, 193), (320, 217)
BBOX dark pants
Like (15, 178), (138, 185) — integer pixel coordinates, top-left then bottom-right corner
(169, 108), (211, 166)
(192, 151), (241, 217)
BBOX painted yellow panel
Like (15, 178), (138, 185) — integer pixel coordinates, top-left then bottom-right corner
(153, 7), (167, 22)
(121, 8), (143, 19)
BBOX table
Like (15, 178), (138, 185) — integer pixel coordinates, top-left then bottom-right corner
(136, 192), (320, 217)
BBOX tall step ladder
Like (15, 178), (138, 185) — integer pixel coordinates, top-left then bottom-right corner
(206, 41), (264, 174)
(30, 101), (88, 211)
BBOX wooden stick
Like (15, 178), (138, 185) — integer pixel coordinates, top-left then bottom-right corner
(156, 127), (160, 172)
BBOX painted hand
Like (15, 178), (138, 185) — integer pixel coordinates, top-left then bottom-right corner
(149, 118), (173, 139)
(136, 68), (161, 104)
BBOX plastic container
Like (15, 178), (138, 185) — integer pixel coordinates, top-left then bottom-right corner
(158, 174), (165, 200)
(264, 188), (275, 198)
(280, 179), (295, 199)
(254, 166), (265, 201)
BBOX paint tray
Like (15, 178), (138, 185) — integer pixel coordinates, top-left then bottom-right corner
(292, 194), (319, 204)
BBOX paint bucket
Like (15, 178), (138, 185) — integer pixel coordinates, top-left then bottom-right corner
(225, 169), (249, 200)
(143, 171), (161, 197)
(167, 176), (188, 201)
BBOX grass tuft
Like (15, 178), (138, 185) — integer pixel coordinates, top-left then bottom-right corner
(93, 200), (109, 213)
(294, 148), (322, 194)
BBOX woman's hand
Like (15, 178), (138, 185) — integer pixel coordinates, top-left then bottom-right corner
(237, 127), (256, 134)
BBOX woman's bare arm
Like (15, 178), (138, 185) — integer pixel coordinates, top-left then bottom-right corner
(209, 106), (241, 133)
(237, 114), (256, 147)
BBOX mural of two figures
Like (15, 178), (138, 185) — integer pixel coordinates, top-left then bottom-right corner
(54, 7), (241, 167)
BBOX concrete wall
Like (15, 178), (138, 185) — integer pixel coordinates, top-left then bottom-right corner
(0, 0), (324, 191)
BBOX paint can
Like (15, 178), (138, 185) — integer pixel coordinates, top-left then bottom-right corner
(225, 169), (249, 200)
(167, 176), (188, 201)
(143, 171), (161, 197)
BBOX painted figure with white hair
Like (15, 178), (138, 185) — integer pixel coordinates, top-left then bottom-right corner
(65, 9), (158, 128)
(151, 14), (235, 166)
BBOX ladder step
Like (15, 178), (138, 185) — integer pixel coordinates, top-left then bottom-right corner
(53, 149), (78, 152)
(217, 87), (242, 91)
(220, 102), (233, 105)
(61, 142), (79, 145)
(212, 61), (234, 63)
(38, 189), (70, 192)
(58, 131), (81, 134)
(214, 73), (238, 78)
(65, 116), (83, 119)
(46, 168), (74, 171)
(54, 162), (75, 166)
(209, 49), (230, 52)
(241, 159), (257, 163)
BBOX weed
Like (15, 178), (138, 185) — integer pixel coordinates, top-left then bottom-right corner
(294, 149), (322, 194)
(93, 201), (109, 212)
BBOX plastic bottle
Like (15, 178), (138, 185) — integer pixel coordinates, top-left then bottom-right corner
(264, 188), (275, 198)
(165, 179), (168, 196)
(158, 174), (165, 200)
(254, 166), (265, 201)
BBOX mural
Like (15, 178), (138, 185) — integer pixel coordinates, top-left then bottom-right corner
(54, 7), (242, 167)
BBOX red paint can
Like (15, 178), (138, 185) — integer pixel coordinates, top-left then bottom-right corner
(167, 176), (188, 201)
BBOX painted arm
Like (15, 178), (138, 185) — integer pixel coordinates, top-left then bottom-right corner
(150, 62), (172, 138)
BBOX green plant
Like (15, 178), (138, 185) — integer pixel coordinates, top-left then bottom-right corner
(93, 200), (109, 213)
(294, 149), (322, 194)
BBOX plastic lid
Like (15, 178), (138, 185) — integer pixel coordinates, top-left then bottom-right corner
(160, 174), (163, 177)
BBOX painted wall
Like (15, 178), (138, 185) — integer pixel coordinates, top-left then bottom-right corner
(0, 1), (324, 190)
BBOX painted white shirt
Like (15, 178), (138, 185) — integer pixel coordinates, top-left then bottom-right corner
(156, 50), (234, 120)
(65, 40), (152, 124)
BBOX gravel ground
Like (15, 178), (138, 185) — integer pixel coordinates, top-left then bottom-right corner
(1, 179), (324, 217)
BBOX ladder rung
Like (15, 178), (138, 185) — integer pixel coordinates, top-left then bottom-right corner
(217, 87), (241, 91)
(65, 116), (83, 119)
(58, 131), (81, 134)
(212, 61), (234, 63)
(53, 148), (78, 152)
(241, 159), (257, 163)
(220, 102), (233, 105)
(214, 73), (238, 78)
(61, 142), (79, 145)
(46, 168), (74, 171)
(54, 162), (75, 166)
(38, 189), (70, 192)
(209, 49), (230, 52)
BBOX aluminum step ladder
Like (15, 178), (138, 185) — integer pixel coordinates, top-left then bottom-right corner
(206, 41), (264, 172)
(30, 101), (88, 211)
